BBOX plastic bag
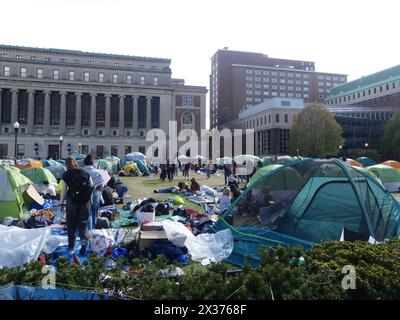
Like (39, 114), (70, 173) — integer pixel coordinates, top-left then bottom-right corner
(161, 219), (195, 247)
(173, 195), (185, 206)
(184, 229), (234, 264)
(89, 229), (117, 255)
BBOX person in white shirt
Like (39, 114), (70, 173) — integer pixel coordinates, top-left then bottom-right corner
(42, 180), (57, 199)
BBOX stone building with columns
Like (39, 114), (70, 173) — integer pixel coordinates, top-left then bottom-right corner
(0, 45), (207, 159)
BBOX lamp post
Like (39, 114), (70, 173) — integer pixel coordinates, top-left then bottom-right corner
(13, 121), (20, 161)
(78, 142), (82, 154)
(34, 143), (39, 159)
(67, 143), (71, 155)
(339, 145), (342, 158)
(59, 136), (63, 160)
(365, 142), (369, 157)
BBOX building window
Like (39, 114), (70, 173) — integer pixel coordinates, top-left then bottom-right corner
(16, 55), (22, 59)
(114, 63), (119, 67)
(88, 61), (93, 65)
(113, 74), (118, 84)
(153, 76), (159, 86)
(35, 68), (43, 79)
(31, 56), (37, 61)
(183, 96), (193, 107)
(272, 79), (278, 83)
(140, 75), (145, 85)
(84, 72), (90, 82)
(246, 70), (253, 74)
(17, 144), (25, 157)
(151, 66), (156, 70)
(34, 91), (44, 125)
(127, 75), (132, 85)
(128, 64), (133, 68)
(66, 92), (76, 126)
(254, 70), (261, 75)
(340, 77), (346, 81)
(124, 96), (133, 128)
(96, 94), (106, 127)
(53, 69), (59, 80)
(263, 71), (269, 75)
(50, 92), (61, 125)
(60, 58), (65, 63)
(99, 73), (104, 83)
(1, 54), (7, 58)
(20, 67), (27, 77)
(255, 77), (261, 82)
(74, 59), (80, 64)
(138, 146), (145, 154)
(69, 71), (74, 81)
(4, 66), (10, 76)
(0, 144), (7, 157)
(284, 114), (288, 122)
(112, 130), (117, 136)
(139, 64), (144, 69)
(246, 76), (253, 81)
(246, 97), (253, 102)
(276, 114), (279, 122)
(295, 74), (301, 78)
(111, 145), (118, 156)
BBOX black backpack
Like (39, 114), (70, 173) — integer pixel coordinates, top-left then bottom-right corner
(68, 169), (93, 204)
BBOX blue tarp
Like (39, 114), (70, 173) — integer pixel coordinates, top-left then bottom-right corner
(0, 285), (126, 300)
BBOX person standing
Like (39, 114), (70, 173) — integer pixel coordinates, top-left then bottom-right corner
(60, 157), (93, 255)
(83, 154), (105, 230)
(223, 163), (231, 185)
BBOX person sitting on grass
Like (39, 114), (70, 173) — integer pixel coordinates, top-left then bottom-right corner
(190, 178), (201, 194)
(41, 180), (57, 199)
(153, 181), (191, 194)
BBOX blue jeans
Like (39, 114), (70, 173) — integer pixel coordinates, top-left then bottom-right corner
(88, 191), (101, 230)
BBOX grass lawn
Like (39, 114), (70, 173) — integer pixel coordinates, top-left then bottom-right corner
(119, 171), (226, 211)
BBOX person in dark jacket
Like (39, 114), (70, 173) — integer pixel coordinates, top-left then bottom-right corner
(190, 178), (201, 194)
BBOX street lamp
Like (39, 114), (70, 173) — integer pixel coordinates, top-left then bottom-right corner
(364, 142), (369, 156)
(59, 136), (63, 159)
(34, 143), (39, 159)
(339, 145), (342, 158)
(13, 121), (20, 161)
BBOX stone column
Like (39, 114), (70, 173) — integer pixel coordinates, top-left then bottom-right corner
(146, 96), (152, 131)
(60, 91), (67, 135)
(43, 91), (50, 134)
(133, 95), (138, 134)
(0, 89), (2, 125)
(10, 88), (18, 125)
(75, 92), (82, 135)
(105, 94), (111, 136)
(27, 89), (35, 134)
(90, 93), (96, 136)
(119, 95), (125, 136)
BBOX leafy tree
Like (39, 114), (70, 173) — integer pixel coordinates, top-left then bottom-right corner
(289, 103), (344, 157)
(381, 109), (400, 160)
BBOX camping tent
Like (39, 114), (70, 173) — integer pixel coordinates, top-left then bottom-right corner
(275, 155), (295, 164)
(233, 154), (260, 165)
(382, 160), (400, 172)
(97, 159), (113, 173)
(15, 159), (43, 170)
(0, 166), (33, 221)
(248, 164), (304, 189)
(56, 159), (65, 165)
(178, 155), (190, 163)
(213, 158), (400, 266)
(346, 158), (364, 168)
(367, 164), (400, 192)
(104, 156), (121, 172)
(21, 167), (57, 186)
(46, 165), (66, 182)
(122, 152), (146, 164)
(356, 157), (377, 167)
(123, 162), (141, 175)
(256, 157), (273, 169)
(68, 152), (86, 160)
(135, 160), (148, 173)
(41, 159), (62, 168)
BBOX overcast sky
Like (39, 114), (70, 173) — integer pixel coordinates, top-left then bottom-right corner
(2, 0), (400, 116)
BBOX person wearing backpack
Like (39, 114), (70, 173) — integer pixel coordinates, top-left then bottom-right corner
(83, 154), (105, 230)
(59, 157), (94, 255)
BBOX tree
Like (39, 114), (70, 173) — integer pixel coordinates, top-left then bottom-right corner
(289, 103), (344, 158)
(381, 109), (400, 161)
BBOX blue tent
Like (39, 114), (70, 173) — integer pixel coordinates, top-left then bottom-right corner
(356, 157), (377, 167)
(213, 158), (400, 266)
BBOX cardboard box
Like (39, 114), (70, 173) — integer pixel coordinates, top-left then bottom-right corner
(137, 210), (155, 226)
(140, 221), (164, 231)
(138, 229), (168, 251)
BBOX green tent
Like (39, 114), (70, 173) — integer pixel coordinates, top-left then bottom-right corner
(21, 167), (57, 185)
(0, 166), (33, 221)
(213, 158), (400, 266)
(104, 156), (121, 172)
(97, 159), (113, 173)
(248, 164), (304, 189)
(367, 164), (400, 192)
(41, 159), (62, 168)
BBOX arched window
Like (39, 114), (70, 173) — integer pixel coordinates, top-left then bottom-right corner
(182, 112), (193, 129)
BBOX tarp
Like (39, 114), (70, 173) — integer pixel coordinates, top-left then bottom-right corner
(0, 225), (51, 268)
(0, 285), (126, 300)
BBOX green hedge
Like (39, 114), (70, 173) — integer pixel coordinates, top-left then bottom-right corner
(1, 239), (400, 299)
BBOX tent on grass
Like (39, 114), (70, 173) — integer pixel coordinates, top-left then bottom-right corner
(97, 159), (114, 173)
(213, 158), (400, 266)
(68, 152), (86, 160)
(256, 157), (273, 169)
(21, 167), (57, 186)
(135, 160), (148, 173)
(46, 165), (66, 182)
(122, 152), (146, 164)
(123, 162), (141, 175)
(0, 166), (34, 221)
(15, 159), (43, 170)
(346, 158), (364, 168)
(104, 156), (121, 172)
(382, 160), (400, 172)
(356, 157), (377, 167)
(367, 164), (400, 192)
(41, 159), (62, 168)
